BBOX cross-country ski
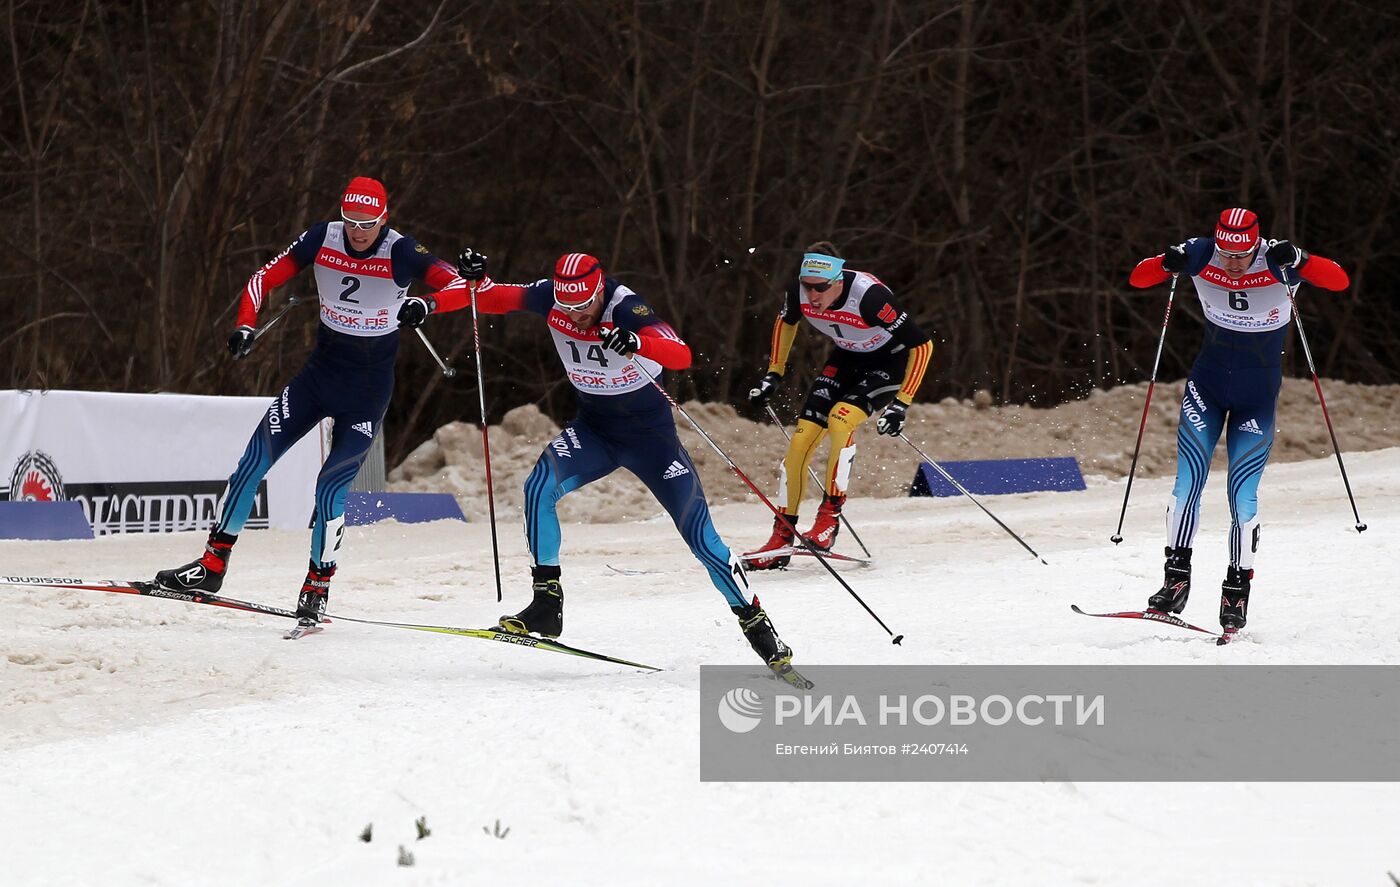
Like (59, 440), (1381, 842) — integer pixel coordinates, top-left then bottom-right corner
(1069, 604), (1223, 639)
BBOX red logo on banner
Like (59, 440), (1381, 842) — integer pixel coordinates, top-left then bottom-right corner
(7, 451), (66, 502)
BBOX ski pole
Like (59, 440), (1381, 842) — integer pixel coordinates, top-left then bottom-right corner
(897, 433), (1047, 564)
(1285, 281), (1367, 532)
(414, 327), (457, 378)
(252, 295), (307, 342)
(467, 280), (505, 601)
(1111, 272), (1179, 544)
(633, 362), (904, 644)
(763, 404), (872, 557)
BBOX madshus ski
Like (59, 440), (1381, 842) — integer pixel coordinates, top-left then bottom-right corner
(1, 576), (660, 671)
(1070, 604), (1236, 644)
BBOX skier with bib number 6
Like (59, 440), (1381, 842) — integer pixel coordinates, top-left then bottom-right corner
(1128, 208), (1349, 638)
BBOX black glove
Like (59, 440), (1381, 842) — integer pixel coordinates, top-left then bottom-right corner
(1161, 243), (1189, 274)
(748, 371), (782, 407)
(876, 401), (908, 436)
(599, 325), (641, 357)
(456, 248), (488, 281)
(227, 326), (255, 360)
(1266, 239), (1307, 269)
(397, 296), (435, 329)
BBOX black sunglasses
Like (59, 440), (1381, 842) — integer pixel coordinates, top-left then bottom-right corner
(802, 278), (839, 294)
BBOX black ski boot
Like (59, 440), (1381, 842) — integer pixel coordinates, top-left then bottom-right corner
(154, 531), (236, 593)
(498, 567), (563, 638)
(1147, 546), (1192, 614)
(1219, 565), (1252, 633)
(286, 562), (335, 640)
(734, 596), (812, 689)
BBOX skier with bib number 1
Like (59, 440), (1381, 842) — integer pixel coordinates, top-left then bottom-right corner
(745, 242), (933, 569)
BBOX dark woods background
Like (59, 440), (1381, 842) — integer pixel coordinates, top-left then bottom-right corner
(4, 0), (1397, 464)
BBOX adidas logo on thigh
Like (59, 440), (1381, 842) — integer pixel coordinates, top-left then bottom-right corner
(662, 460), (690, 480)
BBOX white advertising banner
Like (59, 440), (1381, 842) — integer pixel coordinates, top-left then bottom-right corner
(0, 390), (328, 534)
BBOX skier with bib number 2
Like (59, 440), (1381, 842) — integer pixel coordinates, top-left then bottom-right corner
(153, 177), (465, 639)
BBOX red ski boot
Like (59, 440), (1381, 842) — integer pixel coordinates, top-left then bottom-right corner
(745, 515), (796, 570)
(801, 494), (845, 551)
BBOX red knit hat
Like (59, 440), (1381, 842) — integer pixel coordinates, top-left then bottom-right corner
(341, 177), (388, 218)
(1215, 207), (1259, 254)
(553, 253), (604, 308)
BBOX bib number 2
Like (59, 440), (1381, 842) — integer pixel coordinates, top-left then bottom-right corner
(339, 276), (361, 304)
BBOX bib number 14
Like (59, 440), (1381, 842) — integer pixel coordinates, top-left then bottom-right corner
(566, 340), (610, 367)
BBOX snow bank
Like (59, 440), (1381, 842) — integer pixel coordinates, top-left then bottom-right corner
(389, 378), (1400, 521)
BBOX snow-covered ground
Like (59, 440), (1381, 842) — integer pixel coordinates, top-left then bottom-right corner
(3, 449), (1398, 886)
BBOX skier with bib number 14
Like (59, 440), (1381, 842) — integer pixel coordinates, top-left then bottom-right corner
(405, 248), (811, 687)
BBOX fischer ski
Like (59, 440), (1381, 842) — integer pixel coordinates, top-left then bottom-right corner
(739, 546), (871, 567)
(1070, 604), (1223, 639)
(2, 576), (658, 671)
(338, 619), (661, 671)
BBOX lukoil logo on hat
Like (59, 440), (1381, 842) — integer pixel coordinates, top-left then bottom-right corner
(553, 253), (604, 308)
(717, 687), (765, 734)
(342, 176), (387, 217)
(1215, 207), (1259, 252)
